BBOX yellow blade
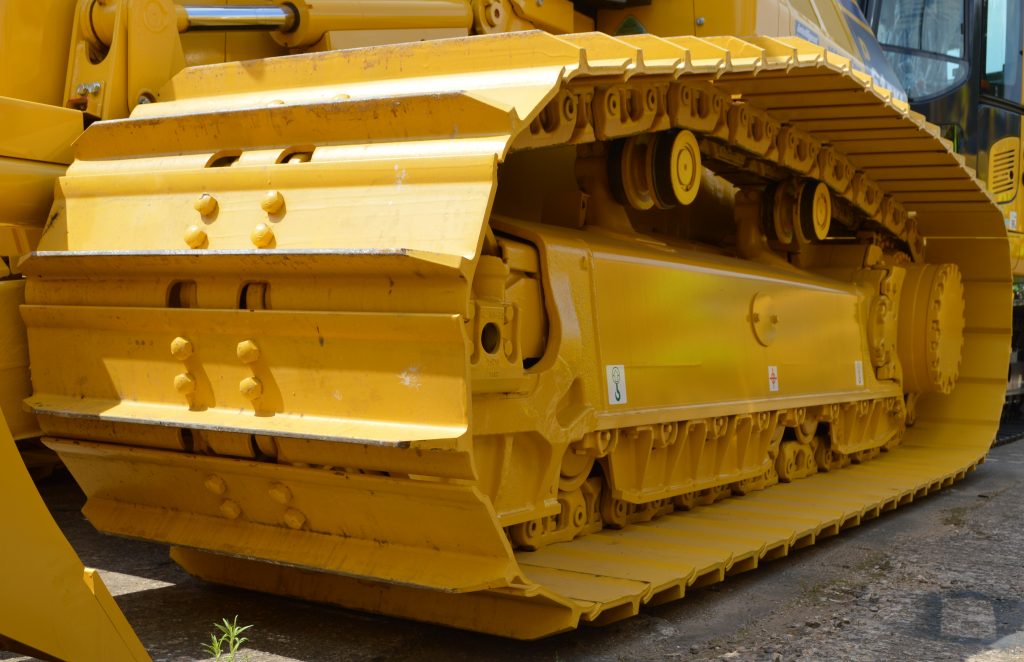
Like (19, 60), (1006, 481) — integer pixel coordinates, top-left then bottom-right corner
(0, 409), (149, 661)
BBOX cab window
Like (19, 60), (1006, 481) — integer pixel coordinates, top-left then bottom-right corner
(982, 0), (1022, 103)
(874, 0), (968, 101)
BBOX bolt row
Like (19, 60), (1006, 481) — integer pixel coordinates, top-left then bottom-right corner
(185, 190), (285, 249)
(204, 474), (306, 529)
(170, 336), (265, 402)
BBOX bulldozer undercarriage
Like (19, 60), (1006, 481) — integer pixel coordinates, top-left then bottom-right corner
(23, 31), (1008, 639)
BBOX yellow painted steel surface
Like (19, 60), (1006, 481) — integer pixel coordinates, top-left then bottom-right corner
(0, 409), (150, 661)
(0, 0), (77, 106)
(0, 281), (36, 440)
(0, 97), (81, 441)
(24, 29), (1010, 640)
(0, 6), (139, 657)
(0, 98), (81, 262)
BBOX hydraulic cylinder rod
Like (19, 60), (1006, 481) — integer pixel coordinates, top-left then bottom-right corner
(179, 5), (297, 31)
(86, 0), (472, 48)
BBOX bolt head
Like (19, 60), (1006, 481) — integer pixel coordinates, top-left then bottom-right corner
(204, 474), (226, 495)
(251, 223), (275, 248)
(173, 372), (196, 395)
(170, 336), (193, 360)
(240, 376), (263, 400)
(183, 225), (207, 248)
(219, 499), (241, 519)
(269, 483), (292, 505)
(236, 339), (261, 364)
(283, 508), (306, 530)
(261, 190), (284, 214)
(193, 193), (217, 216)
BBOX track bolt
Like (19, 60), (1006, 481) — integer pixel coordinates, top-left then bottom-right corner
(251, 223), (275, 248)
(204, 475), (226, 495)
(173, 372), (196, 395)
(193, 193), (218, 216)
(283, 508), (306, 530)
(269, 483), (292, 505)
(236, 339), (261, 364)
(183, 225), (207, 248)
(170, 337), (193, 360)
(240, 376), (263, 400)
(261, 190), (285, 214)
(219, 499), (241, 519)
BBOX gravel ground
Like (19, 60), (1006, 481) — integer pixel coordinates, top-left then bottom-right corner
(4, 440), (1023, 662)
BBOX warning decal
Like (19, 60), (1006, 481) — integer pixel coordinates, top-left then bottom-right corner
(606, 364), (627, 405)
(768, 365), (780, 392)
(855, 360), (865, 386)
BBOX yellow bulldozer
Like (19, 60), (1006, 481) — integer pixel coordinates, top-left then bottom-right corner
(1, 0), (1020, 656)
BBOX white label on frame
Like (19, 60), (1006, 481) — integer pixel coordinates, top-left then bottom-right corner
(854, 360), (865, 386)
(768, 365), (780, 392)
(606, 365), (627, 405)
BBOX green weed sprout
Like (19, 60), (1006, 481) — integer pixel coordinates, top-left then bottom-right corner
(202, 615), (253, 661)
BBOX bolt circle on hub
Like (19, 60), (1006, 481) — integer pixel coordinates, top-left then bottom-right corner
(653, 129), (701, 208)
(897, 263), (966, 394)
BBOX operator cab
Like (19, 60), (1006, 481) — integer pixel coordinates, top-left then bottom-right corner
(861, 0), (1023, 190)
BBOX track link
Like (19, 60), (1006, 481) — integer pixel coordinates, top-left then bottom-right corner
(175, 439), (984, 639)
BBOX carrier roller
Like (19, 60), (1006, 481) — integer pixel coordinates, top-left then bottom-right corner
(24, 32), (1009, 638)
